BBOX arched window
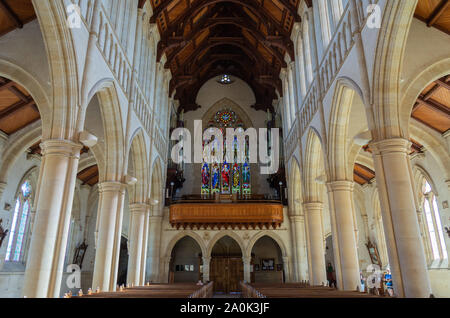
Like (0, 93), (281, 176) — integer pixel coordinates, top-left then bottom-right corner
(5, 180), (32, 263)
(422, 179), (448, 261)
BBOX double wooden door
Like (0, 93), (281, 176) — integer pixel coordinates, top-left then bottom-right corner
(210, 257), (243, 293)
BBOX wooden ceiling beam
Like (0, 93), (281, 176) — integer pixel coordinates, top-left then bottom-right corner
(8, 86), (29, 102)
(0, 99), (35, 119)
(427, 0), (450, 27)
(353, 170), (371, 184)
(436, 78), (450, 91)
(0, 0), (23, 29)
(416, 96), (450, 117)
(0, 79), (14, 92)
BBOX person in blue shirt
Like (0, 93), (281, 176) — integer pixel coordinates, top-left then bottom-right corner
(384, 269), (393, 296)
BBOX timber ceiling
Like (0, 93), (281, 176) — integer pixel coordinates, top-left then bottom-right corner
(415, 0), (450, 35)
(0, 76), (40, 135)
(353, 163), (375, 186)
(145, 0), (304, 113)
(0, 0), (36, 37)
(411, 75), (450, 134)
(77, 165), (99, 186)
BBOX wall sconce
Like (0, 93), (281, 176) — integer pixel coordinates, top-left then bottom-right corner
(4, 203), (11, 211)
(445, 227), (450, 238)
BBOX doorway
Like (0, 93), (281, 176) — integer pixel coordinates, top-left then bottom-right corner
(210, 236), (243, 294)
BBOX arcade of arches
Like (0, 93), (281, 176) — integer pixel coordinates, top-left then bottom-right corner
(0, 0), (449, 299)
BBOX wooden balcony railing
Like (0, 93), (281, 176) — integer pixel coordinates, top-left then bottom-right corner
(169, 200), (284, 230)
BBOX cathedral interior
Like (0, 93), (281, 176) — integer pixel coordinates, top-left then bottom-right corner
(0, 0), (449, 300)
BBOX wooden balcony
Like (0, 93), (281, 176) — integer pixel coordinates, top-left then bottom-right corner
(169, 201), (284, 230)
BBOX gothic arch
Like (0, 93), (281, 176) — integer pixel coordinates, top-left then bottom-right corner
(86, 80), (126, 182)
(127, 129), (149, 204)
(303, 128), (326, 202)
(201, 97), (254, 128)
(207, 231), (245, 258)
(372, 0), (417, 140)
(245, 231), (288, 260)
(327, 78), (371, 181)
(400, 58), (450, 138)
(0, 59), (50, 137)
(33, 0), (80, 140)
(164, 232), (207, 259)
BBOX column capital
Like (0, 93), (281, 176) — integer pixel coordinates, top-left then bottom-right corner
(369, 138), (411, 155)
(129, 203), (149, 214)
(98, 181), (127, 194)
(326, 180), (354, 192)
(40, 139), (83, 158)
(289, 215), (304, 222)
(149, 215), (163, 222)
(242, 257), (251, 264)
(303, 202), (324, 211)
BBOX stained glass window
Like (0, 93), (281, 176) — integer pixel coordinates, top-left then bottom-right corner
(5, 180), (32, 263)
(221, 162), (231, 194)
(214, 109), (237, 127)
(201, 163), (210, 195)
(200, 109), (251, 196)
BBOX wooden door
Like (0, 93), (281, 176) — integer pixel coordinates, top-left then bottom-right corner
(210, 257), (243, 293)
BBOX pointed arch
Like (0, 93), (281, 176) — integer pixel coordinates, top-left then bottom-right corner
(127, 128), (149, 204)
(372, 0), (418, 140)
(245, 232), (288, 259)
(207, 231), (245, 258)
(164, 231), (207, 259)
(87, 80), (126, 182)
(328, 78), (370, 181)
(303, 128), (326, 202)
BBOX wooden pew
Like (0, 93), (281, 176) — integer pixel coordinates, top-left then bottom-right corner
(240, 282), (385, 298)
(69, 282), (214, 298)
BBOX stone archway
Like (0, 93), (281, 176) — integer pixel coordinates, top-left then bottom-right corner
(209, 235), (244, 294)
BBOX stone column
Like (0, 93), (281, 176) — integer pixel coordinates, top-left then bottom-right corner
(243, 257), (251, 283)
(147, 213), (163, 282)
(162, 257), (171, 283)
(370, 138), (431, 298)
(289, 216), (300, 281)
(139, 205), (150, 285)
(126, 204), (147, 286)
(291, 215), (308, 281)
(282, 256), (291, 282)
(202, 256), (211, 283)
(22, 140), (82, 298)
(326, 181), (361, 291)
(303, 202), (327, 286)
(92, 182), (126, 292)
